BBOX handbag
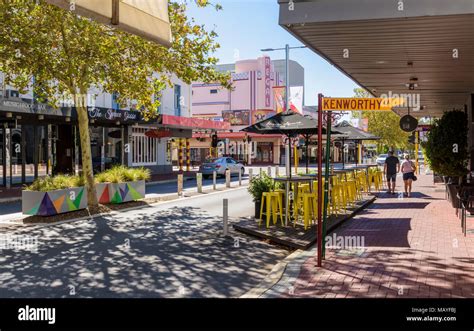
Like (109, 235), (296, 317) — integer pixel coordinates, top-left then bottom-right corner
(412, 174), (417, 181)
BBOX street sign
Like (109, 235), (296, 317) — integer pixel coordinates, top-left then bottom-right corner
(399, 115), (418, 132)
(321, 97), (404, 111)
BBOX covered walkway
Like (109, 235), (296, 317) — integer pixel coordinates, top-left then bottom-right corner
(264, 172), (474, 298)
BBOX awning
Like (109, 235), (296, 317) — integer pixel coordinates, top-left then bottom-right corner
(193, 132), (282, 139)
(278, 0), (474, 118)
(45, 0), (172, 47)
(159, 114), (230, 131)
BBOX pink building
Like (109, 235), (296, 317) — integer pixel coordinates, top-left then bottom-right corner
(191, 56), (283, 165)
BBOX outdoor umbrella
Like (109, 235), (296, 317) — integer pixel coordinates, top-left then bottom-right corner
(241, 110), (342, 176)
(333, 120), (380, 167)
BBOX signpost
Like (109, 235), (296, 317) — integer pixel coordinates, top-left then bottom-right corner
(316, 95), (402, 267)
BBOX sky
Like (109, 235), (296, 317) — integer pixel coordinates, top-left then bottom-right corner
(185, 0), (361, 107)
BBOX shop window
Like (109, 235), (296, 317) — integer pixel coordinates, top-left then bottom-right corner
(131, 127), (157, 166)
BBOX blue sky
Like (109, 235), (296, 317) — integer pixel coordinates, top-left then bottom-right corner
(186, 0), (361, 106)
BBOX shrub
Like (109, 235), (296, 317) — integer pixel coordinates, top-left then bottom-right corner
(421, 110), (468, 178)
(94, 166), (151, 183)
(247, 172), (283, 202)
(26, 175), (85, 192)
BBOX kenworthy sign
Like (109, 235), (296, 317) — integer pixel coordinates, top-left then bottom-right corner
(321, 97), (404, 111)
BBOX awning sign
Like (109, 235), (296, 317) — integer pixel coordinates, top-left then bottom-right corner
(321, 97), (404, 111)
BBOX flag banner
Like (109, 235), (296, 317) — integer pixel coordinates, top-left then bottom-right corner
(289, 86), (303, 113)
(273, 86), (286, 113)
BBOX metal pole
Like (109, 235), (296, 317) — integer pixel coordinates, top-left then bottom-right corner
(317, 93), (323, 267)
(267, 166), (271, 177)
(249, 168), (253, 181)
(238, 169), (242, 186)
(285, 44), (290, 178)
(305, 136), (309, 174)
(177, 173), (183, 197)
(223, 198), (229, 236)
(342, 137), (345, 169)
(226, 169), (231, 188)
(322, 111), (332, 259)
(213, 170), (217, 190)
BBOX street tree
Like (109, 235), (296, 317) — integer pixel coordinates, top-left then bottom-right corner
(352, 88), (410, 153)
(0, 0), (230, 209)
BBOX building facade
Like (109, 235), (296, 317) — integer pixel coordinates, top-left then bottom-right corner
(191, 56), (287, 165)
(0, 72), (214, 187)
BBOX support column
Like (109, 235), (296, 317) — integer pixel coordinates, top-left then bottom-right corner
(5, 127), (11, 188)
(186, 138), (190, 171)
(33, 125), (39, 179)
(21, 125), (26, 184)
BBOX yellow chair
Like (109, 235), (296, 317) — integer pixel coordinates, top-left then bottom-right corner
(259, 192), (283, 228)
(302, 192), (318, 230)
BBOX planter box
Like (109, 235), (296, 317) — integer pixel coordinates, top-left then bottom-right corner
(96, 180), (145, 204)
(22, 187), (87, 216)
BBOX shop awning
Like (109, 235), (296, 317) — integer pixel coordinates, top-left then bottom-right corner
(159, 114), (230, 131)
(278, 0), (474, 118)
(193, 132), (282, 139)
(45, 0), (172, 47)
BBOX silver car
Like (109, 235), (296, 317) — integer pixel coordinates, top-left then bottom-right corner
(200, 157), (245, 179)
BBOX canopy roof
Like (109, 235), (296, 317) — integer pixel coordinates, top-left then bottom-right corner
(46, 0), (172, 46)
(241, 111), (340, 136)
(333, 120), (380, 141)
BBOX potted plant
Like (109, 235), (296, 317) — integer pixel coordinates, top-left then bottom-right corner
(22, 175), (87, 216)
(95, 166), (150, 204)
(422, 110), (469, 207)
(247, 172), (282, 217)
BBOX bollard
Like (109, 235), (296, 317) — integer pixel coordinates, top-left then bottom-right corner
(197, 173), (203, 193)
(223, 198), (228, 236)
(249, 168), (253, 181)
(275, 166), (279, 177)
(177, 174), (183, 198)
(213, 171), (217, 190)
(238, 169), (242, 186)
(260, 167), (263, 176)
(267, 166), (272, 177)
(226, 169), (231, 188)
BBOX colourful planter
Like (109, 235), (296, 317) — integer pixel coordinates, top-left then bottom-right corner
(22, 187), (87, 216)
(96, 180), (146, 204)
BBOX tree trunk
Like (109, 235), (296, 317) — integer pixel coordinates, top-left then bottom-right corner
(74, 92), (98, 208)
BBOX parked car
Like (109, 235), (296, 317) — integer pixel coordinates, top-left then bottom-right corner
(199, 157), (245, 179)
(376, 154), (388, 166)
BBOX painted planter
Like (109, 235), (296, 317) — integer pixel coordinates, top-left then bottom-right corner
(96, 180), (145, 204)
(22, 187), (87, 216)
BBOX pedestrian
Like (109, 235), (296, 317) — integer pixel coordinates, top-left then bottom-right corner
(384, 150), (400, 194)
(401, 153), (417, 197)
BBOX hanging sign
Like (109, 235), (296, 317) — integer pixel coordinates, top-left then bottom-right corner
(321, 97), (404, 111)
(399, 115), (418, 132)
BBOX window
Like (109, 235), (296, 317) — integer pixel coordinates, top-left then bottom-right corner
(131, 127), (157, 166)
(112, 92), (120, 110)
(210, 89), (218, 94)
(174, 84), (181, 117)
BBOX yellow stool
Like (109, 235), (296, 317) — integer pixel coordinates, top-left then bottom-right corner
(302, 192), (318, 230)
(259, 192), (283, 228)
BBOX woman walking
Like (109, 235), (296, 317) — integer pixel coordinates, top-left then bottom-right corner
(401, 154), (417, 197)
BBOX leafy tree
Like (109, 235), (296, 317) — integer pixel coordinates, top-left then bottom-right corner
(0, 0), (230, 208)
(352, 88), (410, 153)
(422, 110), (468, 178)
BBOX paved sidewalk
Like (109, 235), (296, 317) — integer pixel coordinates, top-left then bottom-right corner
(263, 172), (474, 298)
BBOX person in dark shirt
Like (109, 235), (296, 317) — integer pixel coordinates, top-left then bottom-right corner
(384, 150), (400, 194)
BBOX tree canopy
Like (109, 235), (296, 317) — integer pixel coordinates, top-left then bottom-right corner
(352, 88), (410, 152)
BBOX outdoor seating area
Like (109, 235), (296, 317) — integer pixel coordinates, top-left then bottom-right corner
(234, 165), (381, 249)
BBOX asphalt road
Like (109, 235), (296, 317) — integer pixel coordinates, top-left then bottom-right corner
(0, 187), (288, 298)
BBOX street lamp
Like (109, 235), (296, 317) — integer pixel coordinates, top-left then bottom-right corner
(260, 44), (306, 176)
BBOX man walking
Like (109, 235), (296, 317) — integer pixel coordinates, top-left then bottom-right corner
(384, 150), (400, 194)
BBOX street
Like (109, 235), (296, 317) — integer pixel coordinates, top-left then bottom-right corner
(0, 187), (288, 298)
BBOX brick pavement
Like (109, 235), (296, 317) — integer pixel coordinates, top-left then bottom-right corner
(269, 172), (474, 298)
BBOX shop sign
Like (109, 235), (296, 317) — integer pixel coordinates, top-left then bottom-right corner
(264, 56), (271, 107)
(321, 97), (404, 111)
(222, 110), (250, 126)
(87, 107), (141, 123)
